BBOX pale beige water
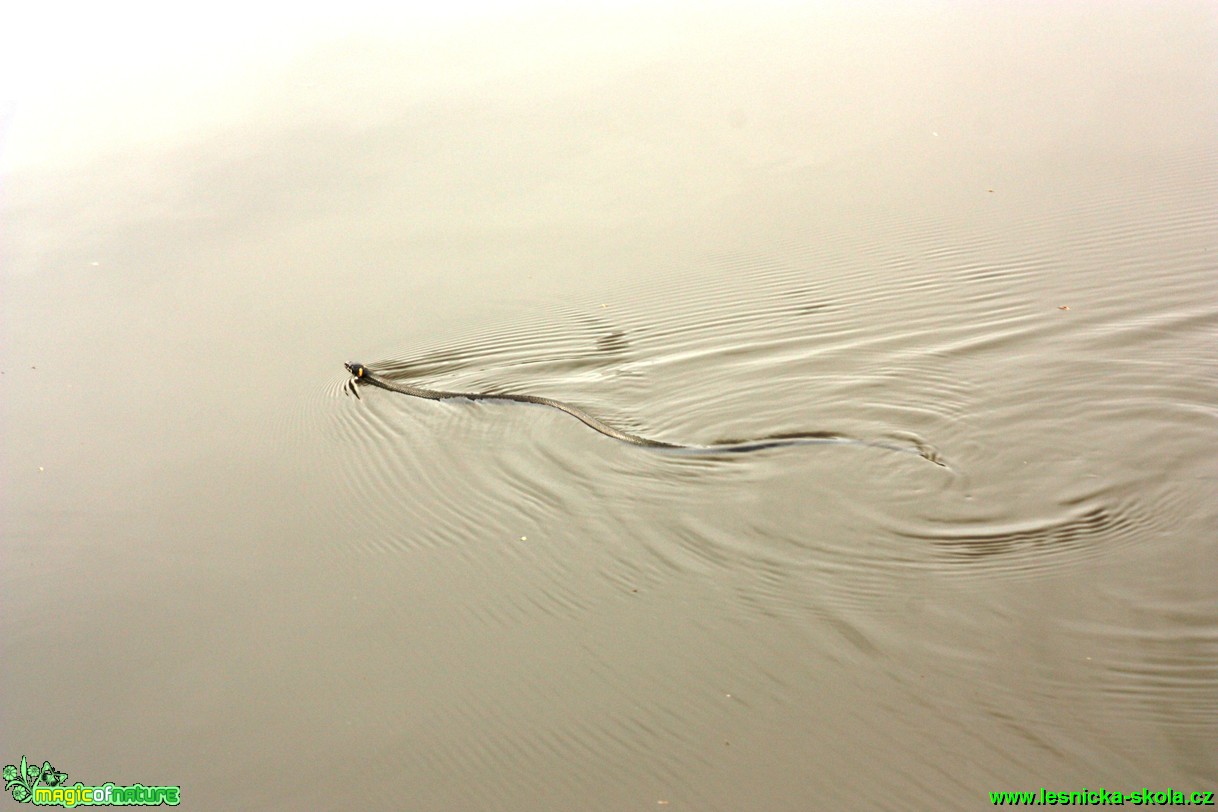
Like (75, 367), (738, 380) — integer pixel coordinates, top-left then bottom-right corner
(3, 4), (1216, 809)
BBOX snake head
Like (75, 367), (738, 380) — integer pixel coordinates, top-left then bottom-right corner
(345, 362), (366, 378)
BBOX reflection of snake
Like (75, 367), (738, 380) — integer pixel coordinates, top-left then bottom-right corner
(345, 362), (944, 462)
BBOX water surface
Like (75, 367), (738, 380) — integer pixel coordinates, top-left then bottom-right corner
(3, 4), (1216, 809)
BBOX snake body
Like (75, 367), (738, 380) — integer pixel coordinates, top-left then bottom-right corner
(345, 361), (945, 462)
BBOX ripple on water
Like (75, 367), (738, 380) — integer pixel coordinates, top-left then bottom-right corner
(323, 173), (1212, 628)
(324, 236), (978, 596)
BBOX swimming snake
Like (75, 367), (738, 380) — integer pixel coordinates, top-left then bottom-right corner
(345, 362), (945, 464)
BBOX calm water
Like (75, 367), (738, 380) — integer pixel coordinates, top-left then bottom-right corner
(3, 5), (1216, 809)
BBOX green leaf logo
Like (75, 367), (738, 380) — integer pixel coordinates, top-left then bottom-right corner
(3, 756), (67, 804)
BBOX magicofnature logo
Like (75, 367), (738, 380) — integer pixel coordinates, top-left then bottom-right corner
(3, 756), (179, 807)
